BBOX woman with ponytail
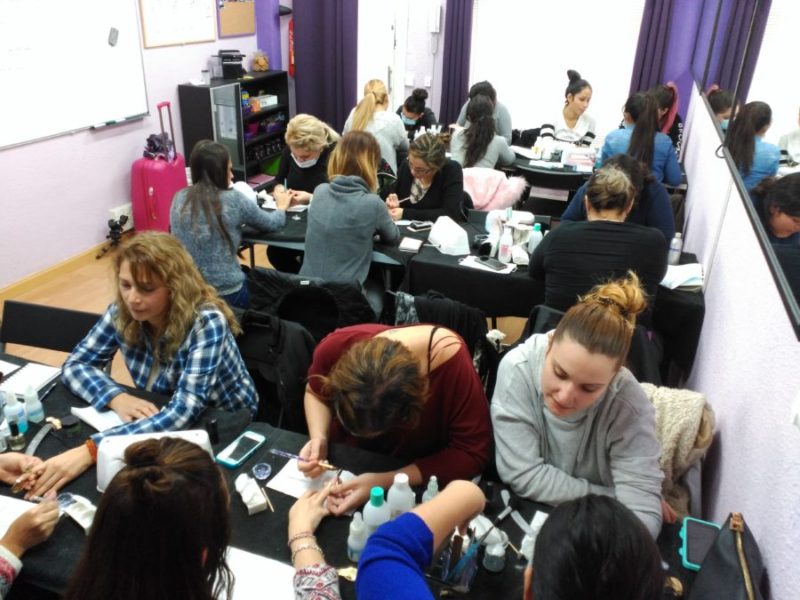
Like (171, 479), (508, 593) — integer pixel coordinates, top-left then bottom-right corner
(343, 79), (408, 174)
(491, 273), (664, 539)
(726, 101), (780, 191)
(648, 83), (683, 153)
(601, 93), (681, 186)
(449, 94), (515, 168)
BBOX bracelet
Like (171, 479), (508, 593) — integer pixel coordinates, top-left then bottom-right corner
(85, 439), (98, 463)
(291, 544), (324, 566)
(287, 531), (315, 547)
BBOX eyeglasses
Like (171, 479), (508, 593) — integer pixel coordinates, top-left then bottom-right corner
(407, 158), (433, 176)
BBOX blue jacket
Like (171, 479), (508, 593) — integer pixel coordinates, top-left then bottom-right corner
(739, 137), (780, 191)
(561, 178), (675, 242)
(601, 125), (682, 186)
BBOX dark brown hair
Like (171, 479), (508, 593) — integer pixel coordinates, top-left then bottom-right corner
(625, 93), (660, 169)
(727, 101), (772, 176)
(317, 336), (428, 437)
(63, 438), (233, 600)
(409, 133), (447, 172)
(553, 272), (647, 368)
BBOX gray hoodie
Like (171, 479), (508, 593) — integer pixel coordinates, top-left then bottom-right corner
(491, 333), (664, 538)
(343, 109), (409, 174)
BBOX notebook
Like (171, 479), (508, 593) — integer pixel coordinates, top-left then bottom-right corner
(0, 363), (60, 396)
(71, 405), (125, 432)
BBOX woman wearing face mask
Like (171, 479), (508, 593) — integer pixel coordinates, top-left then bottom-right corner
(726, 101), (780, 191)
(396, 88), (438, 141)
(491, 273), (664, 539)
(539, 70), (596, 147)
(706, 85), (735, 132)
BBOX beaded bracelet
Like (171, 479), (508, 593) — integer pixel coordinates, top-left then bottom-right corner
(291, 544), (324, 566)
(287, 531), (316, 547)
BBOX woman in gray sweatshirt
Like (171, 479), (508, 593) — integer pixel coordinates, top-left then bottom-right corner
(491, 273), (664, 538)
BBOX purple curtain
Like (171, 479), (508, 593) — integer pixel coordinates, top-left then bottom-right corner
(292, 0), (358, 132)
(439, 0), (473, 126)
(255, 0), (282, 70)
(629, 0), (674, 94)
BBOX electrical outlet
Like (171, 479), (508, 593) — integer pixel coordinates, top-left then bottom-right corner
(109, 203), (134, 231)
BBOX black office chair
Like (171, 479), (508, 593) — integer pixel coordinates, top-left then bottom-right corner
(0, 300), (101, 354)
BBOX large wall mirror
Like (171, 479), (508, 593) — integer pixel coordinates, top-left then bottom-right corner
(692, 0), (800, 339)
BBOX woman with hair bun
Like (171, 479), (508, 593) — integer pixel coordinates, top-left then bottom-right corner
(539, 69), (596, 147)
(449, 94), (515, 168)
(396, 88), (438, 141)
(530, 164), (668, 327)
(726, 100), (780, 191)
(343, 79), (409, 174)
(491, 273), (665, 539)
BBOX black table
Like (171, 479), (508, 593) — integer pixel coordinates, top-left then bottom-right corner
(508, 155), (591, 218)
(2, 359), (696, 598)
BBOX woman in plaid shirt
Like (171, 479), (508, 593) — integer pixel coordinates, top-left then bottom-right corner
(25, 232), (257, 497)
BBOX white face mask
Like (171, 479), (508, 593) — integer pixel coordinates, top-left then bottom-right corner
(292, 153), (319, 169)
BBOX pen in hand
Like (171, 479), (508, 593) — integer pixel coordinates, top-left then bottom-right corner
(269, 448), (337, 470)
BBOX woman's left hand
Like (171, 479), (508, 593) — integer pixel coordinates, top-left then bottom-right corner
(0, 453), (43, 488)
(26, 446), (95, 498)
(326, 473), (387, 516)
(388, 207), (403, 221)
(288, 484), (333, 537)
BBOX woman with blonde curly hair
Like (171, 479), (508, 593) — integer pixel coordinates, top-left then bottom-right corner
(343, 79), (408, 174)
(26, 231), (257, 498)
(492, 274), (665, 539)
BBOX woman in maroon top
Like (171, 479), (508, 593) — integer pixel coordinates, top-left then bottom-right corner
(300, 323), (491, 516)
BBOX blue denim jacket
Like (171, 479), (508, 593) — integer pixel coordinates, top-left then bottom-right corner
(739, 137), (780, 191)
(601, 124), (682, 186)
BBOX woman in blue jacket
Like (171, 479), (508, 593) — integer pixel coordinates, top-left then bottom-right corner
(601, 93), (682, 186)
(726, 101), (780, 192)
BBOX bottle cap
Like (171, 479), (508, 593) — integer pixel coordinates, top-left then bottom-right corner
(9, 421), (19, 436)
(369, 486), (385, 506)
(393, 473), (409, 486)
(533, 223), (542, 231)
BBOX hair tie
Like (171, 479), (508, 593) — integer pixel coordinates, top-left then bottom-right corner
(596, 295), (629, 318)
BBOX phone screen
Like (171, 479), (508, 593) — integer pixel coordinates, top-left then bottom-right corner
(685, 520), (719, 565)
(227, 435), (262, 462)
(478, 256), (506, 271)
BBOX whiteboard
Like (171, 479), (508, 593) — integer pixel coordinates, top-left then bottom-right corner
(139, 0), (217, 49)
(0, 0), (149, 149)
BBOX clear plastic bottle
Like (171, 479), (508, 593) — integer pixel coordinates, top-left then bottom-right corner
(387, 473), (416, 519)
(23, 384), (44, 423)
(347, 511), (368, 562)
(3, 391), (28, 434)
(363, 487), (391, 536)
(527, 223), (544, 254)
(498, 225), (513, 264)
(668, 232), (683, 266)
(421, 475), (439, 503)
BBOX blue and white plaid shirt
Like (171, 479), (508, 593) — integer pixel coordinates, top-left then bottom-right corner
(62, 303), (257, 444)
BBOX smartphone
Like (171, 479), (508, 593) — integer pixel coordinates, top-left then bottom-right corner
(678, 517), (720, 571)
(477, 256), (507, 271)
(216, 431), (266, 469)
(408, 221), (433, 232)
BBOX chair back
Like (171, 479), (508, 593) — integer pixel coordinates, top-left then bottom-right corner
(0, 300), (100, 354)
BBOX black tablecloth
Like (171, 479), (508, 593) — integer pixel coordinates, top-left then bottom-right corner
(2, 359), (696, 598)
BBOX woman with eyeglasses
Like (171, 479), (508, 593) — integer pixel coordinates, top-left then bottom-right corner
(385, 133), (472, 222)
(296, 323), (491, 517)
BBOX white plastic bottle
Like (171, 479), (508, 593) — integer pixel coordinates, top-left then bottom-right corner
(363, 487), (391, 536)
(387, 473), (416, 519)
(668, 232), (683, 266)
(3, 391), (28, 434)
(347, 512), (368, 562)
(23, 384), (44, 423)
(527, 223), (544, 253)
(498, 225), (513, 264)
(421, 475), (439, 503)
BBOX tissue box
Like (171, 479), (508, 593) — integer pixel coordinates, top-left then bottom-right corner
(252, 94), (278, 110)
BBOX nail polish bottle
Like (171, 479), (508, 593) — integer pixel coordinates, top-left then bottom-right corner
(8, 421), (25, 451)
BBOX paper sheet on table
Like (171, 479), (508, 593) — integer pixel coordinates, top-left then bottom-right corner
(660, 263), (704, 290)
(286, 204), (308, 213)
(0, 496), (36, 537)
(266, 459), (355, 498)
(71, 405), (125, 432)
(0, 360), (21, 378)
(225, 546), (295, 599)
(459, 255), (517, 274)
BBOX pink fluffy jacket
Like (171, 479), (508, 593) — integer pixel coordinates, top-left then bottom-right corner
(462, 168), (527, 211)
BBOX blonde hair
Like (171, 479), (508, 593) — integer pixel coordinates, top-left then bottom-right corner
(553, 272), (647, 368)
(112, 232), (240, 361)
(585, 166), (635, 214)
(352, 80), (389, 131)
(284, 114), (339, 152)
(327, 131), (381, 192)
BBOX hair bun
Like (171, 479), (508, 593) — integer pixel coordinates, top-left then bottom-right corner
(585, 272), (647, 326)
(567, 69), (582, 82)
(412, 88), (428, 101)
(125, 438), (165, 468)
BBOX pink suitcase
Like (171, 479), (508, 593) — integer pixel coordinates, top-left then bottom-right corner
(131, 101), (186, 232)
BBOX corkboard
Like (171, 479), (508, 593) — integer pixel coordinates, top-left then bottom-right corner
(218, 1), (256, 38)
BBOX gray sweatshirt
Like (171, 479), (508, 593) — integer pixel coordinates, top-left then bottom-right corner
(491, 333), (664, 538)
(449, 128), (515, 168)
(300, 175), (400, 284)
(343, 109), (409, 174)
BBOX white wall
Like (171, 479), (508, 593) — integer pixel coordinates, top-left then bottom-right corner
(0, 14), (258, 289)
(469, 0), (645, 142)
(682, 85), (800, 600)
